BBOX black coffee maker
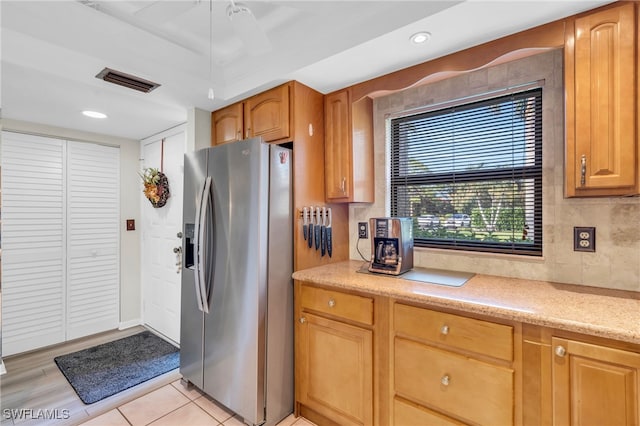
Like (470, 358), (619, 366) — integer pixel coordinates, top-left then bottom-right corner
(368, 217), (414, 275)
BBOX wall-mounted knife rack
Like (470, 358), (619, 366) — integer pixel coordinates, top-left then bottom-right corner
(298, 206), (333, 258)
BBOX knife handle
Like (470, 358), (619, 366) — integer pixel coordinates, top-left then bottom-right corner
(302, 207), (308, 241)
(327, 230), (332, 258)
(315, 207), (321, 250)
(308, 223), (313, 248)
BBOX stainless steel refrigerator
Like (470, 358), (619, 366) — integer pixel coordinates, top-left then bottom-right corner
(180, 138), (293, 426)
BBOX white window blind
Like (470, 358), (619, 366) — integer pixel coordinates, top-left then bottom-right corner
(390, 88), (543, 256)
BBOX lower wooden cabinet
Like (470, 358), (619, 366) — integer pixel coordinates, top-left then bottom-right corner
(392, 303), (516, 425)
(294, 281), (640, 426)
(297, 313), (373, 426)
(394, 337), (514, 425)
(393, 398), (465, 426)
(551, 336), (640, 426)
(295, 282), (375, 426)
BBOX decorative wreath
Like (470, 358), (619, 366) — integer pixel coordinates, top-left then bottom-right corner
(140, 167), (170, 208)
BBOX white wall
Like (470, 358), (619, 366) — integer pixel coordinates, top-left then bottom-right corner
(0, 118), (142, 324)
(186, 107), (212, 153)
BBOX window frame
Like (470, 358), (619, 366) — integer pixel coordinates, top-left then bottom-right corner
(388, 85), (543, 256)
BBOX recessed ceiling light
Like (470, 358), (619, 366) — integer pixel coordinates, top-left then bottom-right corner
(410, 32), (431, 44)
(82, 110), (107, 119)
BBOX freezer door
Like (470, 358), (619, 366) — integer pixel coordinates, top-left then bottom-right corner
(203, 138), (269, 425)
(179, 149), (208, 389)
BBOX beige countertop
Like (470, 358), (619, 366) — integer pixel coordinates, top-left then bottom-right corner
(292, 260), (640, 345)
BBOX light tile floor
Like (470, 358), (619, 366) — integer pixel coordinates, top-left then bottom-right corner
(79, 380), (315, 426)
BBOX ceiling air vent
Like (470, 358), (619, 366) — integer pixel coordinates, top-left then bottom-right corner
(95, 68), (161, 93)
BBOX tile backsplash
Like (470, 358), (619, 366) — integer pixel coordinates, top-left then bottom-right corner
(349, 49), (640, 292)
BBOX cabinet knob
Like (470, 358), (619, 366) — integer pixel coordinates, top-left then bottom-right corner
(328, 298), (336, 308)
(440, 325), (449, 335)
(440, 374), (450, 386)
(299, 317), (307, 324)
(555, 345), (567, 357)
(580, 155), (587, 186)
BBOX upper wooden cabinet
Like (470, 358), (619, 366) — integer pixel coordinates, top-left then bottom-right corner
(324, 89), (374, 203)
(211, 83), (291, 145)
(211, 103), (243, 145)
(245, 83), (290, 142)
(551, 336), (640, 425)
(565, 2), (638, 197)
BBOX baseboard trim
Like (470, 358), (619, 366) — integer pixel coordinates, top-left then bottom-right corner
(119, 319), (142, 330)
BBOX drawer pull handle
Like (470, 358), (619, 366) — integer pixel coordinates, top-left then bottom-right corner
(555, 345), (567, 357)
(299, 317), (307, 324)
(441, 375), (450, 386)
(440, 325), (449, 335)
(328, 298), (336, 308)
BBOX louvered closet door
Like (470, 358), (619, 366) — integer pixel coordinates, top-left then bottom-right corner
(1, 133), (66, 356)
(66, 141), (120, 339)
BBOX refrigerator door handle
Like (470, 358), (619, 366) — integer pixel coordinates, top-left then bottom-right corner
(193, 176), (212, 313)
(200, 178), (215, 313)
(198, 176), (213, 314)
(193, 183), (204, 312)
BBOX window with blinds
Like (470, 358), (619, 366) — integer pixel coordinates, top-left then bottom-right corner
(389, 88), (542, 256)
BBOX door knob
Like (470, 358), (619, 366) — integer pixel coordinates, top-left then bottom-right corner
(176, 231), (183, 238)
(173, 246), (182, 253)
(441, 375), (450, 386)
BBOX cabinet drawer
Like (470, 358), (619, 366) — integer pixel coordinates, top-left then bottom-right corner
(394, 398), (465, 426)
(300, 285), (373, 325)
(395, 337), (513, 426)
(394, 303), (513, 361)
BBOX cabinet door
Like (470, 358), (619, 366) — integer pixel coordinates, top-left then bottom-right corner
(211, 103), (243, 145)
(552, 337), (640, 425)
(566, 2), (637, 196)
(324, 90), (352, 201)
(297, 312), (373, 426)
(244, 83), (290, 142)
(324, 90), (374, 203)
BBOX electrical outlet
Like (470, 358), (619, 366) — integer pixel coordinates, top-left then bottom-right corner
(574, 227), (595, 252)
(358, 222), (369, 239)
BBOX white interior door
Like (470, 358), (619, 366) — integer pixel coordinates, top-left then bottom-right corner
(1, 132), (66, 356)
(141, 128), (185, 343)
(1, 132), (121, 355)
(66, 141), (120, 339)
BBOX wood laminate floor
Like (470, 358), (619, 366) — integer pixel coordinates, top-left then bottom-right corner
(0, 327), (311, 426)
